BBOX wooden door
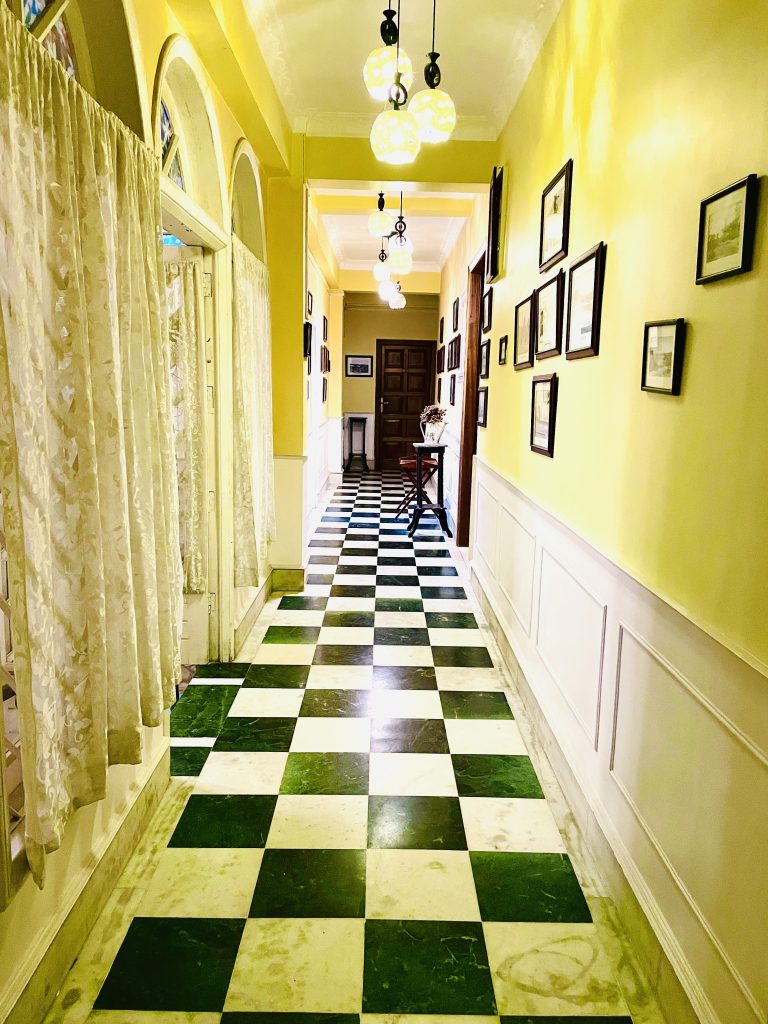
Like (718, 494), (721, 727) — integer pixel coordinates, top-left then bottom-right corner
(375, 339), (436, 470)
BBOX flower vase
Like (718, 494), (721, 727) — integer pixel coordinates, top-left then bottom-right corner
(422, 422), (445, 444)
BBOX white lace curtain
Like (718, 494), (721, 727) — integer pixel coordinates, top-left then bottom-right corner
(232, 234), (275, 588)
(165, 251), (207, 594)
(0, 7), (182, 885)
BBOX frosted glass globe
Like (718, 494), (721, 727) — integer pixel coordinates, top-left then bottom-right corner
(368, 209), (393, 237)
(409, 88), (457, 143)
(370, 108), (421, 165)
(389, 291), (407, 309)
(378, 280), (397, 300)
(387, 246), (413, 275)
(373, 260), (391, 283)
(390, 233), (414, 256)
(363, 45), (414, 102)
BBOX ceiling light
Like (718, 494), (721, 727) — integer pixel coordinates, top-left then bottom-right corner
(373, 260), (391, 282)
(387, 245), (413, 275)
(378, 279), (397, 300)
(390, 233), (414, 256)
(368, 192), (393, 237)
(368, 1), (421, 165)
(389, 286), (407, 310)
(363, 45), (414, 102)
(409, 0), (456, 144)
(370, 107), (420, 165)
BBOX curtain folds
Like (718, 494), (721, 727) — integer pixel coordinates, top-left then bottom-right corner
(232, 234), (275, 588)
(0, 6), (182, 884)
(165, 251), (207, 594)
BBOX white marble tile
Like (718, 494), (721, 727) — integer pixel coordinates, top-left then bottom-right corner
(251, 644), (315, 665)
(428, 628), (485, 647)
(362, 1017), (495, 1024)
(377, 563), (419, 575)
(374, 611), (428, 628)
(136, 848), (263, 918)
(271, 609), (326, 626)
(435, 667), (505, 692)
(169, 736), (216, 747)
(88, 1013), (221, 1023)
(333, 574), (378, 587)
(194, 752), (287, 794)
(375, 586), (423, 600)
(415, 557), (458, 568)
(366, 850), (480, 920)
(445, 719), (527, 754)
(300, 584), (333, 597)
(460, 797), (565, 852)
(266, 795), (369, 848)
(338, 555), (380, 566)
(189, 677), (245, 686)
(326, 597), (377, 612)
(290, 716), (371, 752)
(227, 688), (304, 717)
(369, 753), (457, 796)
(368, 689), (443, 720)
(306, 665), (374, 690)
(225, 918), (365, 1012)
(422, 599), (473, 613)
(318, 626), (375, 645)
(373, 645), (434, 667)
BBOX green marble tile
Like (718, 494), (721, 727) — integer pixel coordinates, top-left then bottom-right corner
(331, 585), (377, 598)
(170, 746), (210, 776)
(425, 611), (479, 628)
(169, 794), (276, 848)
(378, 556), (416, 566)
(280, 752), (369, 795)
(195, 662), (251, 677)
(370, 717), (448, 753)
(374, 627), (431, 646)
(300, 689), (371, 717)
(452, 754), (544, 798)
(342, 547), (381, 557)
(336, 564), (378, 575)
(368, 796), (467, 849)
(376, 575), (416, 588)
(170, 685), (240, 738)
(363, 919), (496, 1014)
(372, 666), (437, 690)
(432, 646), (494, 668)
(244, 665), (310, 688)
(421, 586), (467, 599)
(314, 644), (374, 666)
(214, 717), (296, 752)
(323, 611), (376, 627)
(471, 852), (592, 923)
(440, 691), (513, 720)
(94, 916), (244, 1011)
(250, 849), (366, 918)
(309, 554), (340, 565)
(500, 1018), (632, 1023)
(307, 574), (334, 586)
(418, 565), (459, 576)
(263, 625), (321, 644)
(278, 596), (329, 611)
(375, 598), (424, 612)
(222, 1015), (360, 1024)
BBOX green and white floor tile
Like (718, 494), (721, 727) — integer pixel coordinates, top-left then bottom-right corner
(49, 472), (649, 1024)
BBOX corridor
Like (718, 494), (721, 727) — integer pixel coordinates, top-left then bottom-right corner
(43, 473), (647, 1022)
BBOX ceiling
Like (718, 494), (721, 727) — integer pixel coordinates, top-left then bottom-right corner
(246, 0), (564, 140)
(321, 213), (465, 271)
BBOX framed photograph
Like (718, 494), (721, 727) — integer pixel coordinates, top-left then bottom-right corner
(477, 386), (488, 427)
(535, 270), (565, 359)
(345, 354), (373, 377)
(479, 340), (491, 379)
(565, 242), (606, 360)
(448, 335), (461, 371)
(514, 294), (534, 369)
(322, 376), (328, 403)
(307, 290), (313, 316)
(303, 320), (312, 358)
(439, 316), (444, 345)
(696, 174), (758, 284)
(307, 348), (312, 375)
(449, 373), (456, 405)
(323, 315), (328, 341)
(452, 297), (460, 332)
(539, 159), (573, 272)
(482, 288), (493, 333)
(641, 319), (686, 395)
(487, 164), (504, 282)
(531, 373), (558, 457)
(498, 335), (508, 365)
(437, 377), (442, 403)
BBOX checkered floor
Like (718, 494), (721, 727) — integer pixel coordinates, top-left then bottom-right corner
(90, 472), (634, 1022)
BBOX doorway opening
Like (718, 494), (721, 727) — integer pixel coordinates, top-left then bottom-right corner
(375, 338), (437, 471)
(456, 251), (486, 547)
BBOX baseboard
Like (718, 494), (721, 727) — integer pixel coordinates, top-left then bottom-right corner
(234, 573), (273, 656)
(271, 568), (305, 591)
(3, 747), (169, 1024)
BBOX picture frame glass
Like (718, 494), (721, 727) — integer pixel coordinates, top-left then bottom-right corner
(536, 280), (559, 354)
(542, 175), (567, 265)
(644, 324), (677, 391)
(477, 388), (487, 426)
(533, 381), (552, 449)
(701, 186), (749, 279)
(515, 300), (532, 363)
(345, 355), (372, 377)
(499, 336), (507, 364)
(568, 257), (597, 352)
(480, 341), (490, 378)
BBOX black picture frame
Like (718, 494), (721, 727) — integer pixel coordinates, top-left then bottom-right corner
(307, 349), (312, 375)
(322, 376), (328, 403)
(565, 242), (606, 360)
(514, 294), (535, 370)
(539, 159), (573, 273)
(303, 320), (312, 358)
(487, 164), (504, 283)
(307, 290), (313, 316)
(696, 174), (759, 284)
(345, 354), (373, 377)
(323, 315), (328, 341)
(439, 316), (444, 345)
(482, 288), (493, 334)
(479, 340), (491, 379)
(535, 270), (565, 359)
(452, 297), (460, 332)
(437, 377), (442, 403)
(437, 346), (445, 373)
(641, 319), (686, 395)
(477, 386), (488, 427)
(498, 335), (508, 365)
(449, 373), (456, 405)
(448, 335), (461, 371)
(531, 373), (558, 457)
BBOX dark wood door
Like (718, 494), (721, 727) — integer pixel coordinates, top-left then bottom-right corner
(376, 339), (436, 470)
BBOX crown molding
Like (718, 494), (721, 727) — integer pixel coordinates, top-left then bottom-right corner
(297, 111), (499, 141)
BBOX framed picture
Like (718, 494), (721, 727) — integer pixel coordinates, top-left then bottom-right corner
(323, 315), (328, 341)
(565, 242), (606, 360)
(539, 159), (573, 272)
(448, 335), (461, 371)
(477, 386), (488, 427)
(514, 294), (534, 369)
(437, 347), (444, 373)
(307, 291), (313, 316)
(322, 376), (328, 403)
(479, 340), (491, 379)
(535, 270), (565, 359)
(437, 377), (442, 403)
(452, 297), (460, 332)
(439, 316), (444, 345)
(307, 348), (312, 375)
(487, 164), (504, 282)
(641, 319), (686, 395)
(696, 174), (758, 284)
(321, 346), (327, 373)
(345, 354), (373, 377)
(449, 373), (456, 405)
(498, 335), (508, 365)
(482, 288), (493, 333)
(303, 320), (312, 358)
(531, 373), (558, 457)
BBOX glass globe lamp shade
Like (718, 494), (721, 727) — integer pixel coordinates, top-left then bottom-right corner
(373, 260), (391, 283)
(390, 233), (414, 256)
(363, 45), (414, 101)
(370, 108), (421, 165)
(368, 209), (393, 237)
(378, 280), (397, 301)
(387, 246), (413, 276)
(389, 290), (407, 310)
(409, 88), (457, 143)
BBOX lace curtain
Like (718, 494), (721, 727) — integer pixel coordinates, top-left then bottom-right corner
(165, 251), (207, 594)
(232, 234), (275, 587)
(0, 7), (182, 885)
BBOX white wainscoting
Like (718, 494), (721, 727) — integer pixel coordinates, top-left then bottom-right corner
(469, 456), (767, 1024)
(342, 413), (375, 469)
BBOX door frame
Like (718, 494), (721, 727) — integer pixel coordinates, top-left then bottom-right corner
(374, 337), (437, 470)
(456, 251), (486, 546)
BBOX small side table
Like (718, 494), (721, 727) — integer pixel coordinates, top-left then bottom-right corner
(345, 416), (370, 473)
(408, 443), (452, 537)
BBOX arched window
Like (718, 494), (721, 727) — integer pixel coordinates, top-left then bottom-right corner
(159, 95), (187, 191)
(17, 0), (91, 82)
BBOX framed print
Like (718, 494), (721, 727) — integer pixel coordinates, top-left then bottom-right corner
(499, 335), (508, 365)
(307, 349), (312, 375)
(641, 319), (686, 395)
(539, 159), (573, 272)
(531, 373), (558, 457)
(448, 335), (461, 371)
(535, 270), (565, 359)
(477, 386), (488, 427)
(696, 174), (758, 284)
(514, 294), (534, 369)
(565, 242), (606, 359)
(345, 354), (373, 377)
(323, 315), (328, 341)
(322, 376), (328, 403)
(487, 164), (504, 282)
(479, 340), (491, 379)
(439, 316), (444, 345)
(482, 288), (493, 333)
(303, 320), (312, 358)
(452, 297), (460, 332)
(449, 373), (456, 405)
(437, 377), (442, 403)
(307, 291), (313, 316)
(437, 346), (445, 373)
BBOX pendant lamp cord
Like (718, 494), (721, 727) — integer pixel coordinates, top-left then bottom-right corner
(396, 0), (401, 68)
(432, 0), (437, 53)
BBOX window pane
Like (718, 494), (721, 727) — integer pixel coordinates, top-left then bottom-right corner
(23, 0), (49, 28)
(168, 152), (185, 191)
(42, 18), (77, 78)
(160, 101), (175, 164)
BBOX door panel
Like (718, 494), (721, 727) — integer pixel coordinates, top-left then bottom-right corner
(376, 339), (436, 470)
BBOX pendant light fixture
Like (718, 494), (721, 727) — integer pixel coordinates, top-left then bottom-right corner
(389, 282), (407, 309)
(368, 192), (394, 237)
(363, 6), (414, 102)
(408, 0), (456, 144)
(370, 1), (421, 165)
(379, 279), (397, 301)
(373, 236), (391, 282)
(385, 193), (414, 275)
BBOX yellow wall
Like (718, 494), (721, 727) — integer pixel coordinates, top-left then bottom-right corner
(471, 0), (768, 669)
